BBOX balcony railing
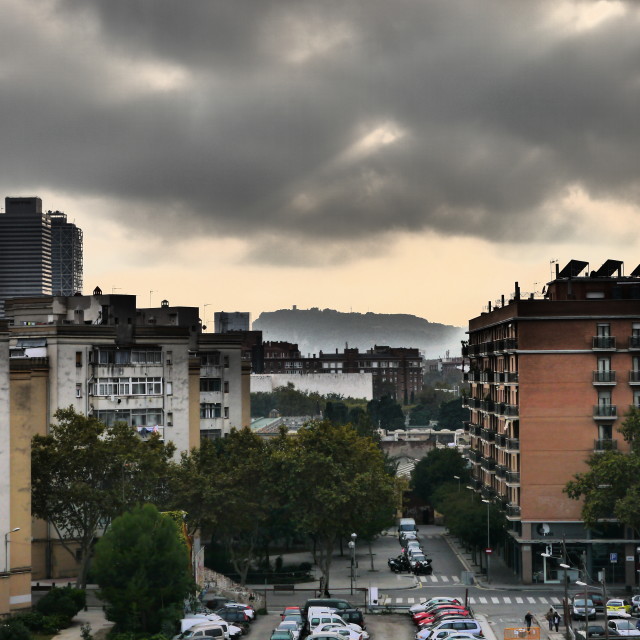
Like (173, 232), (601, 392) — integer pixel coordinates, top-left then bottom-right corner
(480, 457), (496, 472)
(592, 336), (616, 350)
(593, 405), (617, 419)
(467, 449), (481, 463)
(495, 465), (507, 479)
(470, 424), (481, 436)
(630, 371), (640, 384)
(495, 434), (507, 447)
(506, 471), (521, 485)
(593, 370), (616, 384)
(503, 404), (519, 417)
(504, 338), (518, 351)
(480, 371), (494, 383)
(506, 438), (520, 451)
(629, 336), (640, 350)
(479, 428), (495, 442)
(481, 486), (497, 500)
(506, 504), (521, 519)
(594, 438), (618, 451)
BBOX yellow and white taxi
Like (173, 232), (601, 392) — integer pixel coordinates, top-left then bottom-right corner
(606, 599), (632, 618)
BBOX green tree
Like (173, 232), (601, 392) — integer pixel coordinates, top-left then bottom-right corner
(276, 420), (399, 593)
(409, 403), (437, 426)
(411, 448), (470, 502)
(437, 397), (469, 430)
(92, 504), (194, 634)
(325, 401), (349, 425)
(31, 407), (175, 587)
(566, 407), (640, 534)
(367, 396), (405, 430)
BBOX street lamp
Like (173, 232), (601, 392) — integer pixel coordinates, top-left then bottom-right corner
(481, 499), (491, 584)
(348, 533), (357, 595)
(4, 527), (20, 573)
(576, 581), (590, 630)
(454, 475), (461, 492)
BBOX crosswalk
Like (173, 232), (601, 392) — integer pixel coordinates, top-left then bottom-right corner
(385, 593), (563, 606)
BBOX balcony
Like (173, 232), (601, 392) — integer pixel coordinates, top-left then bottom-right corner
(470, 424), (481, 436)
(592, 336), (616, 350)
(480, 399), (495, 412)
(135, 425), (165, 441)
(480, 457), (496, 472)
(506, 471), (521, 485)
(504, 371), (519, 384)
(463, 397), (481, 410)
(465, 370), (481, 383)
(480, 371), (494, 383)
(506, 504), (521, 519)
(495, 434), (507, 448)
(506, 438), (520, 451)
(630, 371), (640, 384)
(481, 486), (497, 500)
(593, 405), (617, 420)
(467, 449), (481, 463)
(462, 420), (471, 432)
(503, 404), (519, 417)
(593, 370), (616, 385)
(594, 438), (618, 451)
(504, 338), (518, 351)
(629, 336), (640, 350)
(479, 428), (495, 442)
(493, 339), (505, 353)
(495, 465), (507, 479)
(469, 478), (482, 491)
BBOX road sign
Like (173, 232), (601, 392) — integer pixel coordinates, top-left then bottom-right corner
(610, 552), (618, 563)
(486, 548), (493, 554)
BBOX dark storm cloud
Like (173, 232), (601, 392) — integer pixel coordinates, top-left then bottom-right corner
(1, 0), (639, 257)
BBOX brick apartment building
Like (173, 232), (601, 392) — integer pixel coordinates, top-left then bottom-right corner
(262, 342), (424, 401)
(463, 259), (640, 586)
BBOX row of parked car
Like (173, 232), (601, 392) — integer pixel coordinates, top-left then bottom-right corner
(270, 598), (367, 640)
(408, 596), (484, 640)
(176, 598), (256, 640)
(572, 594), (640, 620)
(388, 518), (434, 575)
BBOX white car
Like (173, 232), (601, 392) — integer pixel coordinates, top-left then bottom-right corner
(410, 598), (462, 615)
(607, 620), (640, 637)
(276, 620), (302, 640)
(308, 611), (368, 640)
(315, 623), (363, 640)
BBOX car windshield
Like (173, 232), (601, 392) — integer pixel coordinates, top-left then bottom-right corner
(575, 600), (592, 606)
(615, 621), (634, 630)
(609, 601), (623, 606)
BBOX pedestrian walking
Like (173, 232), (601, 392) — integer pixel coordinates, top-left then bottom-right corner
(553, 611), (561, 632)
(525, 611), (533, 632)
(545, 608), (554, 631)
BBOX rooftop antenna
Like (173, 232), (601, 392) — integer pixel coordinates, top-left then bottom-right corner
(111, 287), (121, 294)
(149, 290), (155, 307)
(550, 259), (558, 281)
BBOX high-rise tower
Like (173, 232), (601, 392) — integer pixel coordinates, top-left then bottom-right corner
(49, 211), (83, 296)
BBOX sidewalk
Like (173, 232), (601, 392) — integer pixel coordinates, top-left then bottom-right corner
(53, 607), (113, 640)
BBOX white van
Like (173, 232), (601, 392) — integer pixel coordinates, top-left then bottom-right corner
(398, 517), (417, 533)
(307, 609), (366, 637)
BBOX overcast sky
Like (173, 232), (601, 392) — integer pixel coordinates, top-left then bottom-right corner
(2, 0), (639, 331)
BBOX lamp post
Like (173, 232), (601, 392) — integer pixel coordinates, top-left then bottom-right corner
(576, 581), (590, 630)
(348, 533), (357, 595)
(481, 499), (491, 583)
(454, 475), (461, 492)
(4, 527), (20, 573)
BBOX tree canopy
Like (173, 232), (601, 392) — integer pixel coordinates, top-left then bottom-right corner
(565, 407), (640, 535)
(411, 447), (470, 502)
(92, 504), (194, 635)
(31, 407), (175, 587)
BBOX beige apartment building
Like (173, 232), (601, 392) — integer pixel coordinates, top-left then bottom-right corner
(463, 260), (640, 586)
(0, 292), (250, 613)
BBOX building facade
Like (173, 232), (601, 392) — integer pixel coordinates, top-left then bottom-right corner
(262, 342), (423, 401)
(2, 292), (249, 583)
(49, 211), (83, 296)
(463, 260), (640, 586)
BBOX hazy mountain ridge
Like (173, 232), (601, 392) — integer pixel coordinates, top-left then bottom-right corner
(253, 308), (466, 359)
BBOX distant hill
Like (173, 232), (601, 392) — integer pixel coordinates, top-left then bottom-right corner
(252, 308), (465, 359)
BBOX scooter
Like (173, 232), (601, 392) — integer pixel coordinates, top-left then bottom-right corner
(388, 555), (411, 573)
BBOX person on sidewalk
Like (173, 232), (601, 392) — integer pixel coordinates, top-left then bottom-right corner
(553, 611), (561, 632)
(525, 611), (533, 632)
(545, 608), (554, 631)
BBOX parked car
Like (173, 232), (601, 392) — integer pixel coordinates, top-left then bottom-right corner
(588, 593), (606, 613)
(417, 613), (473, 630)
(631, 595), (640, 613)
(270, 630), (295, 640)
(314, 623), (363, 640)
(275, 620), (302, 640)
(409, 598), (463, 615)
(303, 599), (357, 617)
(416, 619), (484, 639)
(572, 598), (597, 620)
(415, 610), (471, 627)
(339, 609), (366, 630)
(607, 599), (632, 618)
(607, 619), (640, 636)
(575, 624), (607, 639)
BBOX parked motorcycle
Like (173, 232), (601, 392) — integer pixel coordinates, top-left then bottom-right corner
(411, 558), (433, 575)
(388, 555), (411, 573)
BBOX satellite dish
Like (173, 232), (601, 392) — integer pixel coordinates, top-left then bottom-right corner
(537, 523), (552, 536)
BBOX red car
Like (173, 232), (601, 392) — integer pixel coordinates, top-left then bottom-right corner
(417, 612), (472, 628)
(413, 606), (469, 624)
(280, 606), (301, 620)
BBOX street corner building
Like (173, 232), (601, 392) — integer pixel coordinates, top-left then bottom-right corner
(463, 259), (640, 586)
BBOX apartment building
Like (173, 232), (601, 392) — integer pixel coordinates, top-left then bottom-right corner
(1, 292), (249, 583)
(463, 259), (640, 586)
(262, 342), (423, 401)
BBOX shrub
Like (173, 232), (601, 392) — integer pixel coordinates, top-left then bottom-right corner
(0, 619), (31, 640)
(36, 586), (85, 620)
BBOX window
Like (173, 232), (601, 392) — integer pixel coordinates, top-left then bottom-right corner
(224, 407), (229, 418)
(597, 324), (611, 337)
(200, 403), (222, 419)
(166, 381), (173, 395)
(95, 409), (163, 427)
(224, 381), (229, 393)
(75, 383), (82, 398)
(223, 355), (229, 368)
(200, 351), (220, 366)
(94, 377), (162, 396)
(167, 411), (173, 426)
(75, 351), (82, 367)
(200, 429), (221, 442)
(200, 378), (221, 392)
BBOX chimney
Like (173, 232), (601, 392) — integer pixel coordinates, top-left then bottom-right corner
(515, 282), (521, 301)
